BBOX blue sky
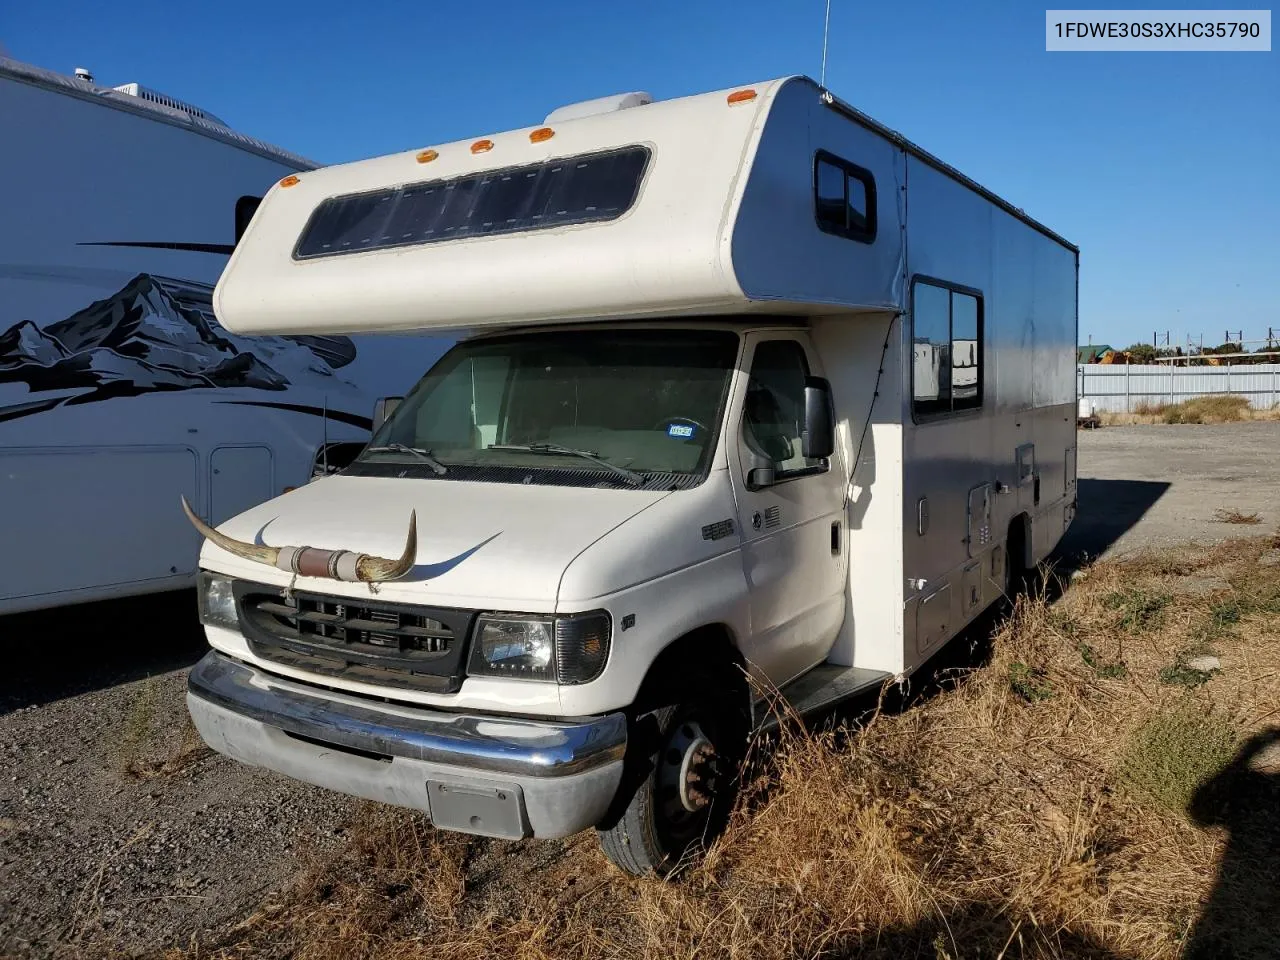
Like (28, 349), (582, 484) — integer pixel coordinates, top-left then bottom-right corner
(5, 0), (1276, 348)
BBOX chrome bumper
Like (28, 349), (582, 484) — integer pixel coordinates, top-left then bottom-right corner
(187, 651), (627, 839)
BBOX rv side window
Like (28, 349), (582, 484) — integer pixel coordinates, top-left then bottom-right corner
(911, 280), (983, 418)
(813, 151), (876, 244)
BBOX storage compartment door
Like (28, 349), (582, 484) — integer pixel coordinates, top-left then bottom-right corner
(210, 446), (274, 525)
(0, 446), (199, 600)
(915, 583), (952, 657)
(966, 483), (993, 558)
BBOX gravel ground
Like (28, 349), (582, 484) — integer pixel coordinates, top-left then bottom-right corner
(1062, 421), (1280, 560)
(2, 421), (1278, 958)
(0, 595), (359, 958)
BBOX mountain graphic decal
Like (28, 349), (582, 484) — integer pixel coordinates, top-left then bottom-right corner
(0, 273), (360, 421)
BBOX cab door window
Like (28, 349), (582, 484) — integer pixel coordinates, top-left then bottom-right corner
(742, 339), (825, 478)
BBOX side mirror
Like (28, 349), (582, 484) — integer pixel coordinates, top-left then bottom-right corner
(802, 376), (835, 460)
(371, 396), (403, 435)
(234, 196), (261, 245)
(310, 441), (366, 479)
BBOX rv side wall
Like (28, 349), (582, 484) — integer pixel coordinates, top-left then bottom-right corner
(898, 156), (1078, 670)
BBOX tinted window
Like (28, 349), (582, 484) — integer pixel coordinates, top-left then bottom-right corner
(813, 150), (876, 243)
(846, 176), (869, 234)
(295, 146), (650, 259)
(815, 159), (846, 228)
(743, 340), (825, 476)
(912, 280), (984, 417)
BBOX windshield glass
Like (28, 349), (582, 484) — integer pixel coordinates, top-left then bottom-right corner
(357, 329), (740, 487)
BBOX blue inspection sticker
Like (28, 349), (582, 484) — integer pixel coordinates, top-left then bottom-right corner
(666, 423), (695, 439)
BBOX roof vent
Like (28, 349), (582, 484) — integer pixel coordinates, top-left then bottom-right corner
(111, 81), (228, 127)
(544, 91), (653, 124)
(74, 66), (94, 82)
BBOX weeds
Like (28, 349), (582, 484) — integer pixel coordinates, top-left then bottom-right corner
(1118, 708), (1238, 812)
(116, 677), (209, 780)
(1212, 508), (1262, 525)
(1100, 395), (1280, 426)
(1008, 661), (1054, 701)
(1104, 586), (1171, 631)
(1159, 662), (1219, 689)
(1078, 641), (1128, 679)
(1161, 395), (1251, 424)
(1208, 598), (1243, 631)
(116, 678), (160, 775)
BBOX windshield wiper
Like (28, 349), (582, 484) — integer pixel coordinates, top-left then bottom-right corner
(488, 443), (644, 486)
(365, 443), (448, 475)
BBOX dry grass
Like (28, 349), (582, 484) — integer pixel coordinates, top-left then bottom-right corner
(152, 537), (1280, 960)
(116, 678), (210, 780)
(1212, 508), (1262, 526)
(1100, 395), (1280, 426)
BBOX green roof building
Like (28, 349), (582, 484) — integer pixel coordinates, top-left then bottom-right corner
(1077, 344), (1113, 363)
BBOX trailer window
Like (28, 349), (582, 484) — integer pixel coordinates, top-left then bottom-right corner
(911, 279), (983, 417)
(293, 146), (651, 259)
(813, 151), (875, 243)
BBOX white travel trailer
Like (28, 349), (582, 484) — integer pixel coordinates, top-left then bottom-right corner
(183, 77), (1078, 876)
(0, 57), (451, 614)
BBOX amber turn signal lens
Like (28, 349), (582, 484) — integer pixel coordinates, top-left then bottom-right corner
(470, 139), (494, 154)
(415, 149), (439, 164)
(279, 174), (300, 187)
(726, 88), (757, 105)
(529, 127), (555, 143)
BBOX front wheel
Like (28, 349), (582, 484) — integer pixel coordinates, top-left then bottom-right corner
(597, 690), (746, 876)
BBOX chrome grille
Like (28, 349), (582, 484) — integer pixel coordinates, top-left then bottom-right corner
(233, 583), (474, 694)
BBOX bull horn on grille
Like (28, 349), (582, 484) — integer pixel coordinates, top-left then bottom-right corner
(180, 496), (418, 583)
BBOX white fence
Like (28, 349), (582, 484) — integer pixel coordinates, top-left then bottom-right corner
(1078, 363), (1280, 413)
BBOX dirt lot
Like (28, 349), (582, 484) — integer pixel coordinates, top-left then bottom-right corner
(1, 422), (1277, 959)
(1063, 422), (1280, 559)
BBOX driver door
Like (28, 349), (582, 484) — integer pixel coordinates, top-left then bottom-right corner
(731, 334), (847, 686)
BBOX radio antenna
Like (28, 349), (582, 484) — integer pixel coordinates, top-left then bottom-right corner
(820, 0), (833, 88)
(322, 394), (329, 475)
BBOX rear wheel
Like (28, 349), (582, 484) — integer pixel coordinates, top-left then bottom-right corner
(1005, 519), (1028, 598)
(597, 679), (747, 876)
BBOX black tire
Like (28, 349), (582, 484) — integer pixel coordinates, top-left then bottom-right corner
(597, 679), (747, 877)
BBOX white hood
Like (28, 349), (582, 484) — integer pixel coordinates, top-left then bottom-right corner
(202, 475), (672, 609)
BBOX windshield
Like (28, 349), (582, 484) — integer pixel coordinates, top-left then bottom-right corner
(356, 329), (740, 488)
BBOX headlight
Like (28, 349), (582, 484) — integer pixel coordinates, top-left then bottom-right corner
(468, 611), (611, 684)
(197, 572), (239, 630)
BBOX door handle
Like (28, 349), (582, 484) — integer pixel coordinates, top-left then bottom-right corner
(830, 521), (841, 555)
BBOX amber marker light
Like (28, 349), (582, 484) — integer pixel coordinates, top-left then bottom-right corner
(470, 139), (494, 154)
(415, 149), (439, 164)
(529, 127), (555, 143)
(726, 88), (757, 105)
(279, 174), (300, 187)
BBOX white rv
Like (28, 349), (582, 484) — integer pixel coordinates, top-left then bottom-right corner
(0, 57), (451, 614)
(182, 77), (1078, 876)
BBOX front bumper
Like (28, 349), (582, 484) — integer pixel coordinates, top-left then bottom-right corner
(187, 651), (627, 839)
